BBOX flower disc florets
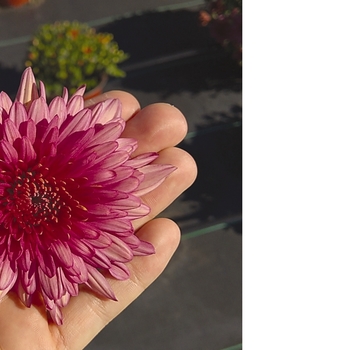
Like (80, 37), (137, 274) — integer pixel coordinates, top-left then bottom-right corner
(0, 68), (175, 324)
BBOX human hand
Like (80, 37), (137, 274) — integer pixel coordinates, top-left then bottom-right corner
(0, 90), (197, 350)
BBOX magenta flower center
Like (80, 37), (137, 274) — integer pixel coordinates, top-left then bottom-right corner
(3, 168), (85, 234)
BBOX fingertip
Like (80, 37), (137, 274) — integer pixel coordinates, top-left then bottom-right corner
(121, 102), (188, 154)
(136, 218), (181, 257)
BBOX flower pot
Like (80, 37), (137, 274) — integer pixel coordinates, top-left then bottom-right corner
(83, 74), (108, 101)
(0, 0), (28, 7)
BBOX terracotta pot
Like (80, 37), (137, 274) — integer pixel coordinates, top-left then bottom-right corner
(0, 0), (28, 7)
(83, 75), (108, 101)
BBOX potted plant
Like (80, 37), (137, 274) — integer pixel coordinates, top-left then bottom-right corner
(25, 21), (129, 98)
(199, 0), (242, 63)
(0, 0), (29, 7)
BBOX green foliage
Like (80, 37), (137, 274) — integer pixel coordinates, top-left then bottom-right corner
(26, 21), (129, 96)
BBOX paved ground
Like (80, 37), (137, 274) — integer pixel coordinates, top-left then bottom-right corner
(0, 1), (242, 349)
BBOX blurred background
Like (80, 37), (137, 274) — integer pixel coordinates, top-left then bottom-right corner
(0, 0), (242, 349)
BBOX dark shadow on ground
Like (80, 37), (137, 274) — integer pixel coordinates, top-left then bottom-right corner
(100, 9), (242, 96)
(102, 10), (242, 231)
(0, 64), (22, 97)
(99, 10), (213, 65)
(175, 106), (242, 231)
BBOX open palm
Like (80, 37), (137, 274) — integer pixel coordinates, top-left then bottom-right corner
(0, 91), (197, 350)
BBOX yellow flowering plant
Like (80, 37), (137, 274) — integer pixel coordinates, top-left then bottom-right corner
(26, 21), (129, 97)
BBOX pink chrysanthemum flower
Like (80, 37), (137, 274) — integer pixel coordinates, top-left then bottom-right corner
(0, 68), (175, 324)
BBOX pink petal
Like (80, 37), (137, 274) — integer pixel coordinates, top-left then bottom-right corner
(84, 203), (111, 217)
(0, 140), (18, 164)
(116, 138), (138, 154)
(81, 141), (118, 163)
(28, 97), (49, 124)
(17, 249), (31, 271)
(103, 237), (133, 262)
(40, 115), (59, 144)
(62, 87), (69, 104)
(125, 152), (159, 168)
(133, 164), (176, 196)
(91, 218), (132, 234)
(84, 169), (117, 184)
(57, 128), (95, 160)
(86, 249), (112, 269)
(67, 95), (84, 116)
(50, 241), (74, 268)
(70, 239), (95, 258)
(20, 267), (37, 295)
(132, 240), (155, 256)
(58, 109), (92, 143)
(64, 255), (88, 284)
(49, 96), (68, 124)
(48, 305), (63, 325)
(18, 119), (36, 144)
(38, 267), (62, 300)
(0, 283), (15, 302)
(55, 290), (71, 307)
(125, 203), (150, 220)
(91, 98), (122, 124)
(8, 101), (27, 128)
(72, 222), (100, 240)
(3, 118), (21, 145)
(88, 233), (112, 249)
(0, 257), (18, 290)
(111, 176), (140, 193)
(98, 151), (129, 169)
(108, 194), (141, 210)
(36, 250), (56, 278)
(39, 81), (47, 102)
(87, 121), (125, 148)
(71, 85), (86, 97)
(17, 283), (33, 307)
(57, 268), (78, 296)
(119, 234), (140, 249)
(109, 262), (130, 280)
(0, 91), (12, 114)
(15, 67), (39, 108)
(85, 264), (117, 300)
(17, 136), (37, 163)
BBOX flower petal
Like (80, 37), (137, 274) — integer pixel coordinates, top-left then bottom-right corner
(28, 97), (49, 124)
(3, 118), (21, 145)
(15, 67), (39, 108)
(18, 119), (36, 144)
(109, 262), (129, 280)
(0, 91), (12, 114)
(67, 94), (84, 116)
(48, 96), (67, 124)
(132, 240), (155, 256)
(90, 98), (122, 125)
(85, 264), (117, 300)
(0, 257), (18, 290)
(133, 164), (176, 196)
(16, 136), (37, 163)
(126, 152), (159, 168)
(58, 109), (92, 142)
(50, 241), (74, 268)
(8, 101), (28, 128)
(0, 140), (18, 164)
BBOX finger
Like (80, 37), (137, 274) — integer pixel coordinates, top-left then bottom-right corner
(134, 147), (197, 229)
(84, 90), (141, 121)
(55, 218), (181, 350)
(121, 103), (188, 156)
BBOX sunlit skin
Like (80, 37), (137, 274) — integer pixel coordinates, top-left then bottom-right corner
(0, 90), (197, 349)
